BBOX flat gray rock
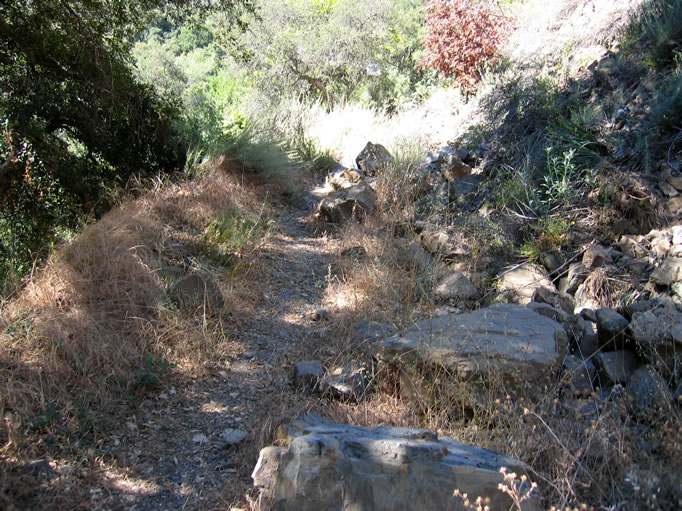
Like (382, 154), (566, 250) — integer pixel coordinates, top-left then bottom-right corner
(252, 415), (539, 511)
(370, 304), (567, 385)
(498, 264), (557, 305)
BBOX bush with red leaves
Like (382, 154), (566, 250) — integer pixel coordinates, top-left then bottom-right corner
(418, 0), (512, 92)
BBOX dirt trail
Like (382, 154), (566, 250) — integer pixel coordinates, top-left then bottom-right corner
(98, 191), (339, 510)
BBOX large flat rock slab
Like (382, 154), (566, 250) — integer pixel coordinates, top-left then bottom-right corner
(370, 304), (568, 385)
(252, 415), (538, 511)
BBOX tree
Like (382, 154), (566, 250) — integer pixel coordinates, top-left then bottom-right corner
(0, 0), (250, 288)
(229, 0), (426, 109)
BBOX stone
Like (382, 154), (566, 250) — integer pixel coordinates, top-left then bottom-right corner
(252, 445), (286, 494)
(321, 360), (370, 401)
(354, 321), (396, 345)
(531, 287), (574, 315)
(253, 415), (539, 511)
(433, 272), (481, 303)
(328, 168), (364, 190)
(617, 235), (649, 259)
(170, 273), (224, 315)
(420, 227), (472, 259)
(628, 300), (682, 378)
(672, 225), (682, 246)
(370, 304), (568, 388)
(574, 282), (602, 315)
(318, 182), (377, 223)
(221, 428), (248, 446)
(540, 250), (565, 274)
(582, 244), (612, 269)
(596, 307), (630, 349)
(594, 351), (639, 386)
(650, 258), (682, 286)
(578, 321), (600, 359)
(663, 166), (682, 191)
(580, 308), (598, 323)
(290, 360), (325, 392)
(394, 238), (433, 271)
(625, 366), (672, 415)
(658, 180), (679, 198)
(559, 262), (588, 295)
(355, 142), (394, 176)
(497, 264), (557, 306)
(562, 355), (597, 395)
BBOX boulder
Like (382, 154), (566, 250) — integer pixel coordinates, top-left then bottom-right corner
(355, 142), (394, 176)
(559, 262), (588, 295)
(436, 146), (473, 182)
(629, 300), (682, 378)
(420, 227), (472, 259)
(650, 257), (682, 286)
(328, 168), (364, 190)
(370, 304), (568, 388)
(594, 351), (639, 387)
(578, 321), (600, 359)
(394, 238), (433, 272)
(169, 273), (224, 315)
(318, 182), (377, 223)
(562, 354), (597, 396)
(321, 360), (370, 401)
(252, 415), (539, 511)
(625, 366), (672, 415)
(596, 307), (630, 349)
(354, 321), (396, 344)
(497, 264), (557, 306)
(290, 360), (325, 392)
(540, 250), (565, 274)
(582, 244), (612, 269)
(433, 272), (481, 303)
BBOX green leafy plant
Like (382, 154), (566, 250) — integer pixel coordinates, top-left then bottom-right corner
(133, 354), (175, 391)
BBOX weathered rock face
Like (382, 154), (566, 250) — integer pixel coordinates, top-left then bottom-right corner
(252, 415), (539, 511)
(355, 142), (394, 176)
(497, 264), (558, 305)
(169, 273), (224, 315)
(370, 304), (568, 386)
(318, 182), (377, 223)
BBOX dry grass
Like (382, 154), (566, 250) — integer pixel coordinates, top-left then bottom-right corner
(0, 159), (281, 484)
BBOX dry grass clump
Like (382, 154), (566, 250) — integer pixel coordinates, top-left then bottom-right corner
(0, 160), (277, 463)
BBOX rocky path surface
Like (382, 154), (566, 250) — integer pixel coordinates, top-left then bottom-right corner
(98, 190), (339, 510)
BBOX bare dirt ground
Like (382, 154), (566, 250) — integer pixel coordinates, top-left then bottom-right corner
(83, 192), (340, 510)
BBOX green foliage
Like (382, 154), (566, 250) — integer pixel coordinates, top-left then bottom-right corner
(627, 0), (682, 68)
(227, 0), (429, 109)
(133, 354), (175, 391)
(648, 68), (682, 130)
(0, 1), (252, 293)
(204, 204), (273, 258)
